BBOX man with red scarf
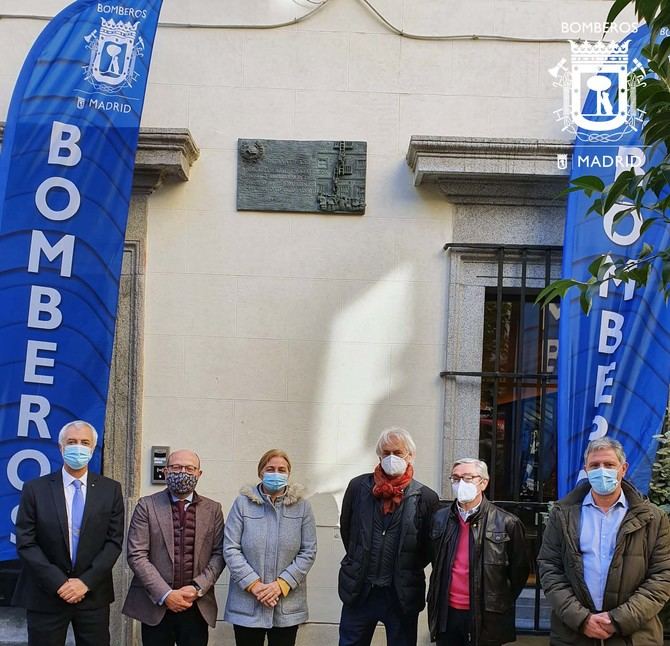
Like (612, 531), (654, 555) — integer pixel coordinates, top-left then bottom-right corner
(338, 427), (439, 646)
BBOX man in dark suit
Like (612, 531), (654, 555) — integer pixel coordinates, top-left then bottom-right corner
(12, 419), (124, 646)
(122, 449), (224, 646)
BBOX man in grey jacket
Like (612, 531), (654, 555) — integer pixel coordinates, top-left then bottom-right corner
(538, 437), (670, 645)
(122, 449), (224, 646)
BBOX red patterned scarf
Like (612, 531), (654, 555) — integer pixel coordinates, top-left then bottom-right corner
(372, 463), (414, 514)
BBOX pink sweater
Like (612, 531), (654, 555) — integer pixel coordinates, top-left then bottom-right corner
(448, 514), (470, 609)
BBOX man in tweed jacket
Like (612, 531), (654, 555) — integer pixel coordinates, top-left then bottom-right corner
(122, 450), (224, 646)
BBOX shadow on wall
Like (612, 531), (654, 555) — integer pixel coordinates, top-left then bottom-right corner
(282, 202), (446, 625)
(304, 253), (444, 494)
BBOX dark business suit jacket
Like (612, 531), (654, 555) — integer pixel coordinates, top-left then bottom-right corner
(12, 470), (124, 611)
(122, 490), (224, 627)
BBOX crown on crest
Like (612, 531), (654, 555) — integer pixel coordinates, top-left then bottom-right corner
(99, 18), (139, 41)
(570, 40), (629, 65)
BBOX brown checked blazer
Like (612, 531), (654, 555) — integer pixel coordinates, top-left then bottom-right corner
(122, 489), (225, 627)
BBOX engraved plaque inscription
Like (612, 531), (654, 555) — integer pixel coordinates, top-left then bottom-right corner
(237, 139), (366, 214)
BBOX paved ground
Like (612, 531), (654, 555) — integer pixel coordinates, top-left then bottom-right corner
(0, 610), (560, 645)
(0, 608), (668, 646)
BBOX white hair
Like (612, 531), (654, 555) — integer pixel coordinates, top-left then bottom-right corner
(375, 427), (416, 458)
(452, 457), (490, 480)
(58, 420), (98, 447)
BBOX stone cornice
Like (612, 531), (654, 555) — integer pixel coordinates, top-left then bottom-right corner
(406, 136), (573, 206)
(0, 124), (199, 194)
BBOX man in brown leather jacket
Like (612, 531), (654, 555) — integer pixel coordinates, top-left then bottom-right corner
(427, 458), (529, 645)
(538, 437), (670, 646)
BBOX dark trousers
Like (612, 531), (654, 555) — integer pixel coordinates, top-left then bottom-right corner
(26, 606), (110, 646)
(233, 624), (299, 646)
(339, 587), (418, 646)
(141, 606), (209, 646)
(436, 608), (472, 646)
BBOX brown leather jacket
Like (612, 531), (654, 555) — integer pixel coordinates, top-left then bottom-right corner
(427, 497), (530, 644)
(538, 480), (670, 645)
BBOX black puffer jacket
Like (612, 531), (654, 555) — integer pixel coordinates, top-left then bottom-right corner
(338, 473), (439, 615)
(427, 497), (529, 644)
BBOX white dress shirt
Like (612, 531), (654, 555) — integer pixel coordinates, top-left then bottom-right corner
(169, 491), (194, 507)
(62, 467), (88, 561)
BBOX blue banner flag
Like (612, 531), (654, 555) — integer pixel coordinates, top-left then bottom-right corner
(558, 26), (670, 496)
(0, 0), (162, 559)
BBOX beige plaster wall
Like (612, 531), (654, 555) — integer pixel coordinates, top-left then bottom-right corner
(137, 0), (602, 628)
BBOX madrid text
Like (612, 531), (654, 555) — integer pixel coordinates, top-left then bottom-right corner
(8, 121), (82, 541)
(88, 97), (132, 113)
(574, 152), (644, 170)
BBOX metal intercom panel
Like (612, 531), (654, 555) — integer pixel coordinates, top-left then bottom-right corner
(150, 446), (170, 484)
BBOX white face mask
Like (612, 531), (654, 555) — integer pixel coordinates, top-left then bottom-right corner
(452, 480), (479, 504)
(381, 454), (407, 477)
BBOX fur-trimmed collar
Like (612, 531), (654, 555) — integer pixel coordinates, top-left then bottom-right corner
(240, 482), (306, 506)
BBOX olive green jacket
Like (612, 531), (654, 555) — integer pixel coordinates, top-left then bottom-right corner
(538, 480), (670, 645)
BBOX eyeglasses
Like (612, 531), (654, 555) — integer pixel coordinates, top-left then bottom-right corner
(165, 465), (199, 475)
(449, 475), (482, 484)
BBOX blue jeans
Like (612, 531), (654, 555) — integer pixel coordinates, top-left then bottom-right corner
(339, 587), (418, 646)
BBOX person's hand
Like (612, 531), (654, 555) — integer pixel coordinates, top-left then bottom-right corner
(178, 585), (199, 603)
(57, 578), (89, 604)
(165, 589), (193, 612)
(251, 582), (278, 608)
(256, 580), (282, 607)
(582, 614), (613, 639)
(591, 612), (615, 637)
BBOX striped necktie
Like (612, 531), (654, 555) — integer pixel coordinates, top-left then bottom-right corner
(71, 479), (84, 564)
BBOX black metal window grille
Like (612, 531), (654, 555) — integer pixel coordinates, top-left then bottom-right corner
(442, 243), (562, 633)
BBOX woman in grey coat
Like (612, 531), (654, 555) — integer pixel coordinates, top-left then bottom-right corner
(224, 449), (317, 646)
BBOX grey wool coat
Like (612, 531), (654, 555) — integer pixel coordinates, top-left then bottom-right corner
(223, 483), (317, 629)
